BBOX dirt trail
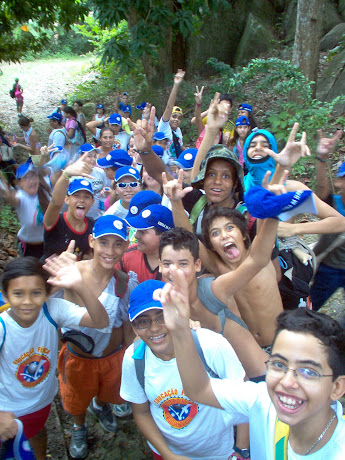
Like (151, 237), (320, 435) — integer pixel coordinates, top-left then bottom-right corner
(0, 57), (92, 142)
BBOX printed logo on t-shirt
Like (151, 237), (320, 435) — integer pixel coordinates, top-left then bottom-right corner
(14, 349), (51, 388)
(113, 140), (121, 149)
(160, 396), (198, 429)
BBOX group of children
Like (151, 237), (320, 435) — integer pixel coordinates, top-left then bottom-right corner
(1, 69), (345, 460)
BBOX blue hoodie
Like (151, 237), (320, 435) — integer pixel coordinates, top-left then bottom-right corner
(242, 130), (278, 191)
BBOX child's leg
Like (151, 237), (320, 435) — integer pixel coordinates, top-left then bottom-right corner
(29, 427), (47, 460)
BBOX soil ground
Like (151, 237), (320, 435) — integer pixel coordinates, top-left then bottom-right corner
(0, 57), (344, 458)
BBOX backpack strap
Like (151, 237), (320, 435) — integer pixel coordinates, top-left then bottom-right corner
(189, 195), (208, 226)
(191, 330), (219, 378)
(114, 269), (129, 298)
(197, 277), (249, 331)
(0, 317), (6, 353)
(133, 339), (146, 390)
(43, 302), (58, 329)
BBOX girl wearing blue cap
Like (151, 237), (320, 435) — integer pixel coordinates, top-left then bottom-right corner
(229, 116), (252, 167)
(237, 103), (257, 130)
(0, 160), (51, 258)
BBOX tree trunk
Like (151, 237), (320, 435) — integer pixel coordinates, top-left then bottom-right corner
(292, 0), (324, 96)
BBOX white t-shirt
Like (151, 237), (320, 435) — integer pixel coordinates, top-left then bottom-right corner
(15, 190), (45, 243)
(0, 299), (86, 417)
(48, 127), (67, 148)
(211, 380), (345, 460)
(95, 129), (131, 151)
(84, 167), (111, 220)
(104, 200), (128, 220)
(120, 328), (245, 459)
(158, 118), (183, 160)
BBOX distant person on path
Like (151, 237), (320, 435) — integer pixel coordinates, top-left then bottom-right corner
(13, 116), (41, 155)
(12, 78), (24, 115)
(73, 100), (87, 133)
(46, 112), (67, 149)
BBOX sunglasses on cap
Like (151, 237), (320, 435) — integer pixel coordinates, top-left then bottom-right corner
(117, 182), (140, 189)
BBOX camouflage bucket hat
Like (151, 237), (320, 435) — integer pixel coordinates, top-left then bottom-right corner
(192, 145), (244, 198)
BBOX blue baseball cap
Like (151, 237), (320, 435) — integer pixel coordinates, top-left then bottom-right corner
(173, 148), (198, 170)
(60, 99), (67, 105)
(238, 103), (252, 113)
(236, 116), (251, 127)
(92, 215), (128, 241)
(245, 185), (317, 221)
(47, 112), (62, 122)
(129, 280), (165, 321)
(153, 132), (169, 141)
(78, 143), (100, 155)
(136, 102), (147, 111)
(49, 145), (64, 159)
(16, 158), (36, 179)
(123, 92), (128, 96)
(96, 150), (132, 169)
(109, 113), (122, 126)
(115, 166), (141, 182)
(128, 204), (174, 232)
(97, 104), (104, 109)
(67, 178), (94, 196)
(119, 102), (132, 114)
(337, 162), (345, 177)
(125, 191), (162, 224)
(151, 145), (164, 158)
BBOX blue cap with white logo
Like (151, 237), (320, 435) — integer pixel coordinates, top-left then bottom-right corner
(92, 215), (128, 241)
(115, 166), (141, 182)
(96, 150), (132, 169)
(125, 191), (162, 224)
(173, 148), (198, 170)
(109, 113), (122, 126)
(127, 204), (174, 232)
(67, 178), (94, 196)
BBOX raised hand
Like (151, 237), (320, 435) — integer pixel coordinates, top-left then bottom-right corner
(153, 265), (190, 332)
(174, 69), (185, 85)
(317, 129), (343, 159)
(162, 170), (192, 201)
(194, 85), (204, 105)
(262, 169), (289, 194)
(128, 107), (156, 152)
(206, 92), (228, 131)
(43, 240), (82, 289)
(266, 122), (310, 168)
(64, 152), (94, 179)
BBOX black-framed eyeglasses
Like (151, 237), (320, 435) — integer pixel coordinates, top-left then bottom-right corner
(265, 360), (333, 382)
(132, 313), (165, 330)
(117, 182), (140, 189)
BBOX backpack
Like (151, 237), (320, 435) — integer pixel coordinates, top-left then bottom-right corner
(133, 329), (219, 391)
(9, 89), (15, 99)
(70, 121), (85, 146)
(77, 120), (87, 143)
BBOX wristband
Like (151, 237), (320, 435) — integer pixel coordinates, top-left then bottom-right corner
(196, 103), (201, 107)
(316, 156), (327, 163)
(62, 170), (71, 181)
(232, 446), (250, 459)
(230, 455), (250, 460)
(134, 149), (150, 156)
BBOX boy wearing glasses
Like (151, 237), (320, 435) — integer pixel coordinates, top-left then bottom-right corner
(104, 166), (142, 220)
(120, 280), (246, 460)
(157, 270), (345, 460)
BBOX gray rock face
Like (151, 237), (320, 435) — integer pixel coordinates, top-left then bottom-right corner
(82, 102), (96, 120)
(320, 22), (345, 50)
(316, 48), (345, 113)
(234, 13), (277, 66)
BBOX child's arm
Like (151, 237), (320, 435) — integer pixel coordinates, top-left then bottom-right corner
(0, 171), (19, 207)
(43, 154), (94, 229)
(127, 108), (174, 184)
(155, 268), (222, 408)
(193, 85), (205, 134)
(0, 411), (18, 441)
(191, 109), (209, 126)
(86, 119), (102, 136)
(191, 93), (228, 181)
(43, 241), (109, 329)
(161, 69), (185, 122)
(132, 402), (189, 460)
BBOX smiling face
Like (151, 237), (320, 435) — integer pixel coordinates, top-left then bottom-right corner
(132, 308), (174, 361)
(203, 159), (237, 206)
(89, 234), (128, 270)
(208, 216), (247, 263)
(266, 330), (343, 431)
(116, 176), (142, 207)
(83, 150), (97, 167)
(169, 113), (183, 130)
(20, 171), (39, 196)
(247, 134), (270, 160)
(99, 130), (115, 149)
(5, 276), (47, 328)
(65, 190), (94, 220)
(159, 246), (201, 287)
(135, 228), (160, 255)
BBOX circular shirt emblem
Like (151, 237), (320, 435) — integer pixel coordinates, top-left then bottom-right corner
(184, 153), (193, 160)
(80, 180), (89, 186)
(114, 220), (123, 229)
(129, 168), (137, 175)
(130, 205), (138, 215)
(142, 210), (151, 218)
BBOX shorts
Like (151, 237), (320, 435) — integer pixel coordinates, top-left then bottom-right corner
(18, 404), (51, 439)
(152, 452), (163, 460)
(58, 343), (125, 416)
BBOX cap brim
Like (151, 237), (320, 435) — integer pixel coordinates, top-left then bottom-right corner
(278, 194), (317, 221)
(129, 304), (163, 322)
(93, 231), (127, 240)
(68, 187), (93, 195)
(127, 215), (153, 230)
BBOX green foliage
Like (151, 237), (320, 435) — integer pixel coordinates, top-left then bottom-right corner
(208, 57), (345, 177)
(0, 0), (87, 62)
(0, 205), (20, 234)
